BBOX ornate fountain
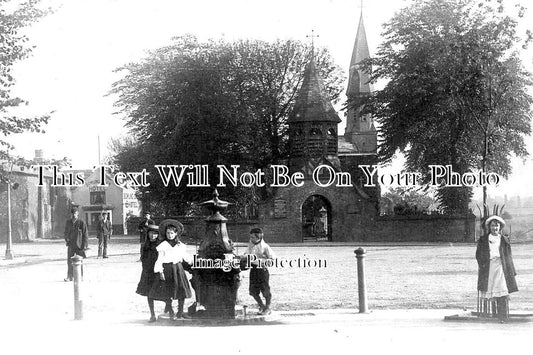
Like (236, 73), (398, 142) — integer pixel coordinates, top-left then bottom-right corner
(194, 189), (241, 319)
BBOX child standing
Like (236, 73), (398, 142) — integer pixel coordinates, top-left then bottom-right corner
(135, 224), (161, 322)
(246, 227), (275, 315)
(149, 219), (193, 319)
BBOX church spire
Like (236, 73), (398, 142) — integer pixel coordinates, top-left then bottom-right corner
(346, 9), (372, 96)
(344, 5), (377, 153)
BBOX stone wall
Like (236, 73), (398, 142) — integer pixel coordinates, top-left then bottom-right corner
(126, 212), (475, 244)
(256, 183), (378, 243)
(1, 167), (72, 242)
(126, 216), (257, 244)
(364, 214), (476, 242)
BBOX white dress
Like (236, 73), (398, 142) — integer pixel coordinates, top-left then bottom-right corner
(480, 234), (509, 299)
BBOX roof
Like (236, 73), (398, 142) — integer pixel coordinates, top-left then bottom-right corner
(346, 11), (372, 96)
(289, 57), (342, 123)
(338, 136), (358, 154)
(0, 162), (54, 178)
(337, 136), (376, 156)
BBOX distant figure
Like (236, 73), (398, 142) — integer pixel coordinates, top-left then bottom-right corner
(138, 212), (154, 260)
(476, 215), (518, 322)
(246, 227), (275, 315)
(64, 207), (88, 281)
(97, 213), (112, 258)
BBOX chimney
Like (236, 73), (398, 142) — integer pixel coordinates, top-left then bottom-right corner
(34, 149), (44, 163)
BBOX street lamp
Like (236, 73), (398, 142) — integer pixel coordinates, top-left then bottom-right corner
(4, 160), (18, 260)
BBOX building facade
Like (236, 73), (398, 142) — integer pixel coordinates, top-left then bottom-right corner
(253, 14), (380, 243)
(69, 169), (140, 235)
(0, 162), (71, 242)
(1, 154), (141, 242)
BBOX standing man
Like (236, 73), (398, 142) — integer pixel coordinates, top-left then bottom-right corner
(138, 212), (154, 260)
(64, 207), (88, 281)
(97, 213), (113, 259)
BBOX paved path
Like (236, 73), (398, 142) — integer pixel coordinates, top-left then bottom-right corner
(3, 308), (532, 355)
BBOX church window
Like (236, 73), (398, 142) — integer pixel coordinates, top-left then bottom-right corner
(310, 128), (321, 136)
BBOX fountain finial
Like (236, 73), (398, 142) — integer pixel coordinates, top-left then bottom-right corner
(200, 188), (231, 217)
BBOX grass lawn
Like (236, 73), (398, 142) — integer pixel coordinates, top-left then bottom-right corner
(264, 244), (533, 311)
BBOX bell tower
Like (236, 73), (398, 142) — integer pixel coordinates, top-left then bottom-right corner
(288, 56), (342, 177)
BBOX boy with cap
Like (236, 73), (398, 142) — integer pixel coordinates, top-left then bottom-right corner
(246, 227), (275, 315)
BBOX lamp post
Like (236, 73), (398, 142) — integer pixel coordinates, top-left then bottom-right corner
(5, 160), (15, 259)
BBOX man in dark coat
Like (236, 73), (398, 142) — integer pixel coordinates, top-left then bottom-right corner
(64, 207), (88, 281)
(97, 213), (112, 258)
(476, 215), (518, 321)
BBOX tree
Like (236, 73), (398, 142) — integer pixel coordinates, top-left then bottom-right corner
(362, 0), (532, 214)
(110, 36), (344, 215)
(381, 187), (435, 215)
(1, 0), (51, 182)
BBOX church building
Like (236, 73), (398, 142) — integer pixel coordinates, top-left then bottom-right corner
(255, 11), (380, 242)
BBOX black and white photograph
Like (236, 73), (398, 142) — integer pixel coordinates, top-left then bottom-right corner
(1, 0), (532, 354)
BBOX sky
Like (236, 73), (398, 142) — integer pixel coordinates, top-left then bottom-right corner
(5, 0), (533, 198)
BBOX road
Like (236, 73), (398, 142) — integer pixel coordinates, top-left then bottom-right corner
(1, 238), (531, 355)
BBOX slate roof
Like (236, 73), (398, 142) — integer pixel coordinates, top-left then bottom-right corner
(289, 58), (342, 123)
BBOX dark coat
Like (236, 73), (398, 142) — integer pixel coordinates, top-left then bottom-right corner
(64, 218), (88, 251)
(136, 239), (160, 296)
(138, 218), (155, 243)
(97, 219), (112, 238)
(476, 234), (518, 293)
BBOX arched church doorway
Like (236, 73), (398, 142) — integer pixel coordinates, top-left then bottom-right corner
(301, 195), (332, 242)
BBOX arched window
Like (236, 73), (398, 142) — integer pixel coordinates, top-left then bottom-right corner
(310, 128), (321, 136)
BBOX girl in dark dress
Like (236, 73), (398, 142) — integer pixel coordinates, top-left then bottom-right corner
(148, 219), (192, 319)
(135, 224), (165, 322)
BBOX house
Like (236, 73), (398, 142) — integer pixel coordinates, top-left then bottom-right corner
(69, 168), (141, 234)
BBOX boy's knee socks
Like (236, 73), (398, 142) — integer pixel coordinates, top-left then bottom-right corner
(178, 298), (185, 314)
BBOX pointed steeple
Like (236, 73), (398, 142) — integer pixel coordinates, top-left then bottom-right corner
(346, 11), (372, 96)
(341, 6), (377, 154)
(289, 57), (341, 123)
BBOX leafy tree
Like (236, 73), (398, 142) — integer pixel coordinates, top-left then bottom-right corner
(381, 187), (436, 215)
(362, 0), (532, 214)
(1, 0), (51, 182)
(110, 35), (344, 215)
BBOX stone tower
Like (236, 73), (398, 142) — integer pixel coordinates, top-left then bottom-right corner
(344, 10), (377, 153)
(288, 57), (342, 177)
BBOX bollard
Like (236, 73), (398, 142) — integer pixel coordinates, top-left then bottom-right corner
(354, 248), (368, 313)
(72, 254), (83, 320)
